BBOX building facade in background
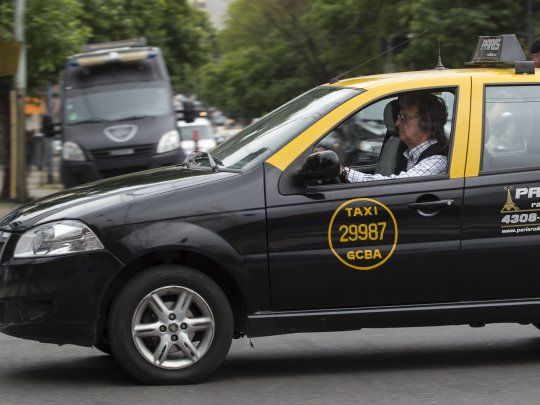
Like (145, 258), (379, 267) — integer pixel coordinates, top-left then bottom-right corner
(189, 0), (232, 30)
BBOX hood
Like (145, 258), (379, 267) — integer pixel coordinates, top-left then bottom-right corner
(0, 166), (236, 232)
(64, 115), (176, 150)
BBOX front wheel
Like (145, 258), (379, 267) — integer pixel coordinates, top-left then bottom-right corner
(108, 265), (233, 384)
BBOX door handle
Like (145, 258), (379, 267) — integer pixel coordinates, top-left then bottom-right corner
(408, 199), (454, 210)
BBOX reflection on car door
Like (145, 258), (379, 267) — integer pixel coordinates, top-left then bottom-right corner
(463, 81), (540, 300)
(266, 172), (467, 311)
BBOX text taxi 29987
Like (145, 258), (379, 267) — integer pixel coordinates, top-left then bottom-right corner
(1, 35), (539, 384)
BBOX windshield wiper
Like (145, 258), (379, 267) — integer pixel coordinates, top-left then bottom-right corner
(184, 151), (241, 173)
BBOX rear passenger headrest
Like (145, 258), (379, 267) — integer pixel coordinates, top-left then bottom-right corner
(384, 100), (399, 136)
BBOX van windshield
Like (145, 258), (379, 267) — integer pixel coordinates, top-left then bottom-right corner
(201, 86), (361, 170)
(64, 84), (172, 124)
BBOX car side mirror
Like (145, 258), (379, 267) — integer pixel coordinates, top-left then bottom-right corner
(297, 150), (340, 180)
(42, 114), (60, 137)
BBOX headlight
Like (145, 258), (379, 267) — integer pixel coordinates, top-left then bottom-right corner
(62, 141), (86, 161)
(14, 220), (104, 258)
(157, 130), (181, 153)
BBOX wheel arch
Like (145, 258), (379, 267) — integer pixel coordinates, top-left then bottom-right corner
(95, 248), (248, 346)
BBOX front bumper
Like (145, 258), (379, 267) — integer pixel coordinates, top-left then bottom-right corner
(0, 250), (123, 346)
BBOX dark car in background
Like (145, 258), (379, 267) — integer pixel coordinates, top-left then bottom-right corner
(56, 38), (184, 187)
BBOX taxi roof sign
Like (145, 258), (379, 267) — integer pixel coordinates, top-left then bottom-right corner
(469, 34), (526, 64)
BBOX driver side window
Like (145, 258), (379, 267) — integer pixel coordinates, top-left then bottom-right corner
(315, 98), (392, 173)
(314, 89), (455, 178)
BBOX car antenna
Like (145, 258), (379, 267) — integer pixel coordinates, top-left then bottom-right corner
(434, 38), (447, 70)
(329, 29), (429, 84)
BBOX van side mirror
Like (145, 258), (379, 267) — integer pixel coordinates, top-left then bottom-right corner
(42, 114), (60, 137)
(297, 150), (340, 180)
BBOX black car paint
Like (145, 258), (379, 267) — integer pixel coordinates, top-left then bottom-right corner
(5, 77), (540, 347)
(264, 163), (468, 311)
(0, 165), (269, 345)
(3, 160), (540, 346)
(463, 170), (540, 300)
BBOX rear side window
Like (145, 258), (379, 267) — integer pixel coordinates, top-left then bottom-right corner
(482, 85), (540, 173)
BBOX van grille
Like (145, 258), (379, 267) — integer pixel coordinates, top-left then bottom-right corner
(91, 144), (155, 160)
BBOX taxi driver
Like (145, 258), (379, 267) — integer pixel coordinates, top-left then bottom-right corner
(340, 92), (448, 182)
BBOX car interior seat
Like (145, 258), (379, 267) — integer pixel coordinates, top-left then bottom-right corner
(375, 99), (405, 175)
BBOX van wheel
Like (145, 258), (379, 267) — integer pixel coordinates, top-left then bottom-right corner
(108, 265), (233, 385)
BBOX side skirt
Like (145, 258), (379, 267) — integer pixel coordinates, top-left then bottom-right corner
(246, 298), (540, 337)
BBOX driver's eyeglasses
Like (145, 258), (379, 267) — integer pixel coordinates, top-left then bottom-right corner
(397, 113), (419, 122)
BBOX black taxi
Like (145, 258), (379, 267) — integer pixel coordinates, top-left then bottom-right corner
(1, 35), (540, 384)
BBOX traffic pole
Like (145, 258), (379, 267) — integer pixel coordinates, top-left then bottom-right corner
(13, 0), (27, 202)
(9, 90), (16, 199)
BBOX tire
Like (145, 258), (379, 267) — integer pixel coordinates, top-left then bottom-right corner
(108, 265), (233, 385)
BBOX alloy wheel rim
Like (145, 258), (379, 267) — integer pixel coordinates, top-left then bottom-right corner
(131, 285), (215, 370)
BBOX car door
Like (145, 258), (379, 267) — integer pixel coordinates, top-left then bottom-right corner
(463, 75), (540, 300)
(265, 78), (472, 311)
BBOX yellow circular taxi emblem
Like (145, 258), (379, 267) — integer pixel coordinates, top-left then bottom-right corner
(328, 198), (398, 271)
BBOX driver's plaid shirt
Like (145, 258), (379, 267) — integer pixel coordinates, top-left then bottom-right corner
(344, 139), (447, 182)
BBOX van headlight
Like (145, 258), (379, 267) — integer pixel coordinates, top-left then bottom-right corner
(13, 220), (104, 258)
(157, 130), (181, 153)
(62, 141), (86, 161)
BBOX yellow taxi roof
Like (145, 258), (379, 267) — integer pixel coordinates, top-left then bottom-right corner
(332, 68), (532, 89)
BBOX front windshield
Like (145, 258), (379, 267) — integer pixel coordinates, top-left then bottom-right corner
(64, 84), (172, 124)
(196, 86), (361, 170)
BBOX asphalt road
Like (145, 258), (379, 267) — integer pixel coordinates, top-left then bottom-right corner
(2, 324), (540, 404)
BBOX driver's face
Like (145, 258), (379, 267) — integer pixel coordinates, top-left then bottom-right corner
(395, 105), (428, 149)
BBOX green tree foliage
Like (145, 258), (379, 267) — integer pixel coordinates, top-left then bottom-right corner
(1, 0), (90, 90)
(393, 0), (527, 70)
(25, 0), (90, 89)
(200, 0), (399, 120)
(0, 0), (9, 37)
(0, 0), (213, 93)
(200, 0), (539, 121)
(0, 0), (212, 198)
(0, 0), (90, 198)
(200, 46), (310, 120)
(80, 0), (215, 92)
(201, 0), (307, 121)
